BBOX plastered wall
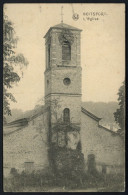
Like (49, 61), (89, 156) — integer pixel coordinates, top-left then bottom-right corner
(3, 112), (49, 177)
(81, 112), (125, 172)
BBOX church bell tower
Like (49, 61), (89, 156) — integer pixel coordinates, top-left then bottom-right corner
(44, 23), (84, 175)
(44, 23), (82, 127)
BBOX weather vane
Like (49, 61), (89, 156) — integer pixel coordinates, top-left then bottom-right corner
(61, 6), (64, 23)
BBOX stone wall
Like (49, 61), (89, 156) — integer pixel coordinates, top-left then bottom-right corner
(81, 112), (125, 174)
(45, 95), (81, 125)
(45, 67), (82, 96)
(3, 112), (49, 177)
(45, 29), (81, 68)
(4, 109), (124, 177)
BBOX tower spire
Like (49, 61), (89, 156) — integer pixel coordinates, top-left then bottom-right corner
(61, 6), (64, 23)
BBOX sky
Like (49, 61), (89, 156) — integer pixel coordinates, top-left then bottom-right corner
(4, 3), (125, 111)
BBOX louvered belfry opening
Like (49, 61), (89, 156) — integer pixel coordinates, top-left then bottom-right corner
(62, 41), (71, 61)
(63, 108), (70, 123)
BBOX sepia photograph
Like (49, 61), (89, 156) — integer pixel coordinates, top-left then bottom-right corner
(3, 3), (125, 192)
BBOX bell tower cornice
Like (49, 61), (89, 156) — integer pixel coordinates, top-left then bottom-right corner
(44, 65), (82, 74)
(44, 23), (82, 39)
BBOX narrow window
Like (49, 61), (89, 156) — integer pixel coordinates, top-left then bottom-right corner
(87, 154), (96, 173)
(47, 80), (49, 87)
(62, 41), (71, 61)
(48, 44), (50, 67)
(63, 108), (70, 123)
(102, 165), (107, 174)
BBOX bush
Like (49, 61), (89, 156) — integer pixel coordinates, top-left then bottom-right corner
(4, 166), (124, 192)
(4, 167), (57, 192)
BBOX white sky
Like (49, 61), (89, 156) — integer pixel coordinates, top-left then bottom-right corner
(5, 3), (125, 111)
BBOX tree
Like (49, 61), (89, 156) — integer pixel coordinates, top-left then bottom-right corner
(114, 81), (125, 136)
(3, 14), (28, 123)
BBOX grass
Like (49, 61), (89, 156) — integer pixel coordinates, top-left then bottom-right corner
(3, 169), (125, 192)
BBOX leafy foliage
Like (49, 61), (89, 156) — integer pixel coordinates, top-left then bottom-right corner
(114, 81), (125, 135)
(3, 14), (28, 123)
(4, 168), (124, 192)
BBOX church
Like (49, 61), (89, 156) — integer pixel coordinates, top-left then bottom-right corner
(3, 22), (124, 178)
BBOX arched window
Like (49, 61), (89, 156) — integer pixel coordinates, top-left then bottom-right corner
(62, 41), (71, 61)
(63, 108), (70, 123)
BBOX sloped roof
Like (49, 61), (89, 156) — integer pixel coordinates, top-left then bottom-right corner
(6, 118), (29, 127)
(98, 124), (119, 136)
(4, 118), (29, 136)
(44, 23), (82, 38)
(52, 23), (82, 31)
(81, 107), (102, 122)
(4, 106), (118, 136)
(4, 106), (50, 136)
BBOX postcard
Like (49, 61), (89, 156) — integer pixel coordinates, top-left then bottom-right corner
(3, 3), (125, 192)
